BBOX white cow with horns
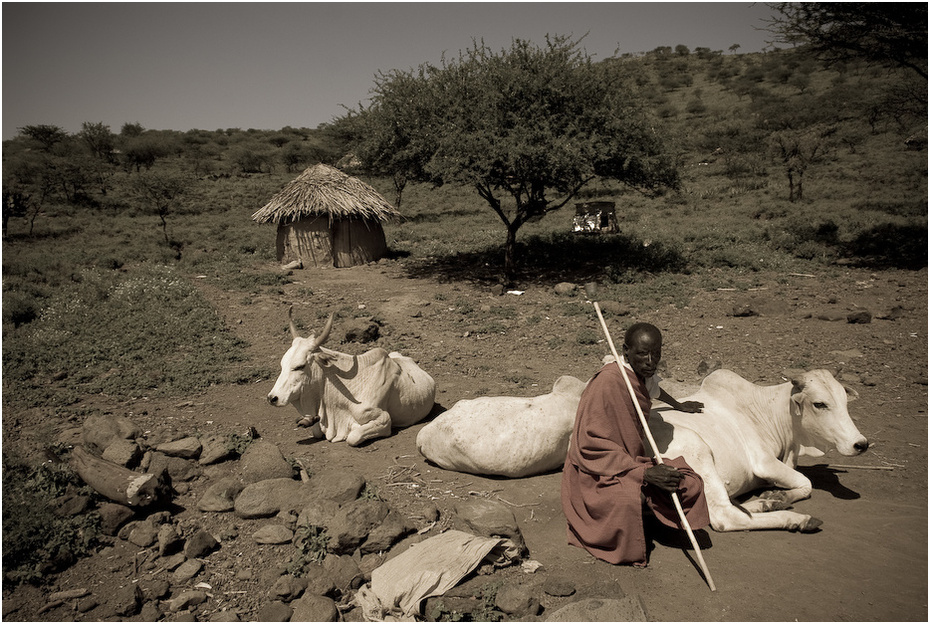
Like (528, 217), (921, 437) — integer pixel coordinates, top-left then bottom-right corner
(650, 368), (869, 532)
(267, 309), (436, 446)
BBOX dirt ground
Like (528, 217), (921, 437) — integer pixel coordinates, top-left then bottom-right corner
(5, 259), (928, 621)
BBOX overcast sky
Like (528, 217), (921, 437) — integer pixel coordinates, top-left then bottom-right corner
(2, 2), (778, 140)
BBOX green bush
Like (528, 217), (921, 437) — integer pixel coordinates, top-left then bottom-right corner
(2, 453), (102, 584)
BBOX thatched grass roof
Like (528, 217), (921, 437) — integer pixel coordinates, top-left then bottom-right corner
(252, 164), (401, 225)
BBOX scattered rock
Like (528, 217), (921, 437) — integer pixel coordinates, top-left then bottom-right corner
(199, 478), (245, 512)
(291, 594), (338, 622)
(185, 529), (219, 558)
(583, 282), (599, 299)
(172, 559), (203, 584)
(77, 597), (98, 613)
(302, 563), (337, 597)
(127, 520), (159, 548)
(81, 414), (142, 455)
(543, 577), (576, 597)
(102, 439), (143, 467)
(253, 524), (294, 545)
(554, 282), (577, 296)
(322, 554), (363, 595)
(816, 311), (847, 322)
(877, 305), (906, 321)
(54, 493), (92, 517)
(256, 601), (292, 622)
(200, 435), (236, 465)
(495, 582), (540, 616)
(344, 320), (380, 343)
(208, 610), (242, 621)
(139, 602), (162, 621)
(110, 584), (143, 617)
(270, 574), (308, 602)
(847, 310), (872, 324)
(141, 578), (171, 601)
(729, 302), (758, 317)
(598, 301), (631, 317)
(327, 499), (390, 554)
(454, 498), (526, 554)
(162, 552), (186, 571)
(239, 441), (295, 483)
(168, 591), (208, 612)
(546, 596), (647, 621)
(298, 499), (342, 528)
(696, 359), (722, 377)
(235, 478), (312, 519)
(156, 436), (203, 460)
(309, 470), (366, 504)
(359, 509), (412, 554)
(158, 524), (184, 556)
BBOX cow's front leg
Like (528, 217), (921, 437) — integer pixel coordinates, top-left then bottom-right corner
(752, 459), (813, 506)
(347, 405), (392, 447)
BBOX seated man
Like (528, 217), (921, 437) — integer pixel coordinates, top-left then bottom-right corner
(561, 322), (710, 566)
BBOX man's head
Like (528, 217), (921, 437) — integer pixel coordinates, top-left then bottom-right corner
(622, 322), (662, 379)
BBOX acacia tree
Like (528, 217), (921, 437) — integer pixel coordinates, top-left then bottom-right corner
(130, 171), (192, 259)
(765, 3), (928, 80)
(347, 36), (678, 280)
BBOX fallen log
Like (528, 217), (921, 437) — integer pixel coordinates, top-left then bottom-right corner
(70, 446), (166, 507)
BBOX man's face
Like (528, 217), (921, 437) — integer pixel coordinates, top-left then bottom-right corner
(623, 331), (662, 379)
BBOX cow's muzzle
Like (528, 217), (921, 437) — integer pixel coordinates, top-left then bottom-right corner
(854, 439), (869, 454)
(267, 393), (280, 406)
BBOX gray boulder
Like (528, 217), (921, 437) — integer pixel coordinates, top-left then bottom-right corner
(454, 498), (526, 554)
(234, 478), (311, 519)
(291, 594), (338, 622)
(239, 441), (294, 482)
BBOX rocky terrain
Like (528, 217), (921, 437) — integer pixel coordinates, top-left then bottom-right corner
(2, 260), (927, 622)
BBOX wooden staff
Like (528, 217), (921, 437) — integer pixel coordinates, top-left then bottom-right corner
(593, 302), (717, 591)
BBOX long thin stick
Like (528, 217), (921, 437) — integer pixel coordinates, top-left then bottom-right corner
(594, 302), (717, 592)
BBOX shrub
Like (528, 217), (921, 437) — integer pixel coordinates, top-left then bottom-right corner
(2, 264), (250, 409)
(2, 453), (102, 584)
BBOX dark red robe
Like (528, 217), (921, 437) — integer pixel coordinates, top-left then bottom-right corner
(561, 362), (710, 565)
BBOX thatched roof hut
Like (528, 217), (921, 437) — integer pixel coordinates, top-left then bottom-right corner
(252, 164), (401, 268)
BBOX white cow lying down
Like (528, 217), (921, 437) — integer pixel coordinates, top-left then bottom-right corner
(416, 376), (588, 478)
(650, 368), (868, 532)
(268, 310), (436, 446)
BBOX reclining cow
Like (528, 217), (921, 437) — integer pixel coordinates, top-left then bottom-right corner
(650, 368), (869, 532)
(267, 309), (436, 446)
(416, 376), (588, 478)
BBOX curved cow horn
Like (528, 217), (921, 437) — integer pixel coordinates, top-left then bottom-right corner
(311, 313), (334, 351)
(288, 306), (299, 339)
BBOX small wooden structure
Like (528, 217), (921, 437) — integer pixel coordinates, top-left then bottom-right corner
(252, 164), (401, 268)
(572, 201), (619, 233)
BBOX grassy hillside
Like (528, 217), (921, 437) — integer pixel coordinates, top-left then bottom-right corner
(2, 47), (926, 412)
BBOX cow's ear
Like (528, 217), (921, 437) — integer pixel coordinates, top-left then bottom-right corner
(314, 351), (337, 368)
(843, 384), (859, 402)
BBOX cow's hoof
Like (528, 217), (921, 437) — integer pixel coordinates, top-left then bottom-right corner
(797, 516), (823, 533)
(759, 489), (788, 502)
(760, 500), (791, 512)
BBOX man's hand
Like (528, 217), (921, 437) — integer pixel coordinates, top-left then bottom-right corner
(677, 400), (704, 414)
(644, 464), (683, 492)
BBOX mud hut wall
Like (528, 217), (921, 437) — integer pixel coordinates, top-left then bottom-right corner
(332, 219), (388, 268)
(276, 217), (333, 267)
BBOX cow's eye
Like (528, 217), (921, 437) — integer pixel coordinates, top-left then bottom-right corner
(292, 364), (306, 372)
(813, 402), (828, 410)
